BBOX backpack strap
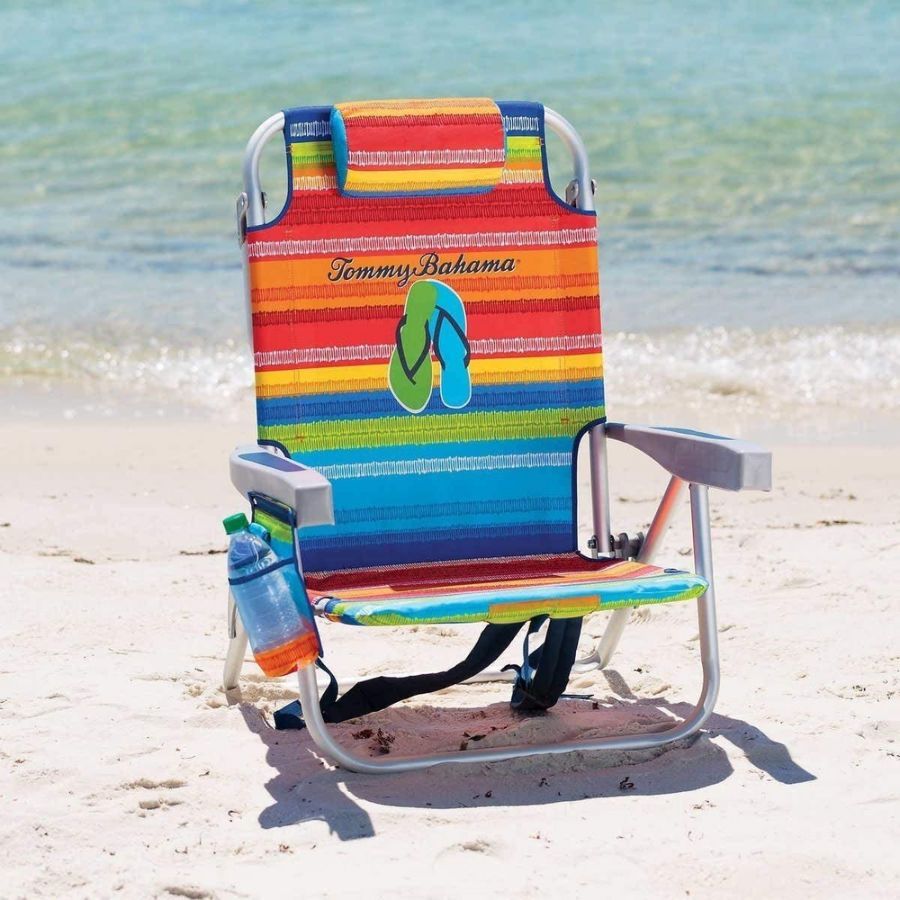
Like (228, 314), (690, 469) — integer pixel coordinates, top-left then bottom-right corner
(273, 616), (583, 729)
(507, 617), (584, 712)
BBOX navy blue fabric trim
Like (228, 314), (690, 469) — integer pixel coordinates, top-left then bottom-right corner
(258, 438), (292, 459)
(249, 492), (296, 528)
(301, 529), (573, 572)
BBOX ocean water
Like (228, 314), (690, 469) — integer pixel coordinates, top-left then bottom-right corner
(1, 1), (898, 428)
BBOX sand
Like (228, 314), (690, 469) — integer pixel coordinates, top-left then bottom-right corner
(1, 412), (898, 899)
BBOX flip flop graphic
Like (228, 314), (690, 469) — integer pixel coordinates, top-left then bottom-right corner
(429, 282), (472, 409)
(388, 280), (438, 413)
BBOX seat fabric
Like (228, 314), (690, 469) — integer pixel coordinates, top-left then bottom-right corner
(306, 554), (707, 626)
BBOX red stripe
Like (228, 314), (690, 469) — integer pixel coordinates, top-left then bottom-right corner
(252, 296), (600, 329)
(250, 208), (589, 246)
(468, 308), (599, 341)
(342, 119), (504, 155)
(253, 318), (395, 353)
(286, 185), (561, 228)
(305, 554), (652, 594)
(250, 308), (601, 350)
(347, 159), (500, 173)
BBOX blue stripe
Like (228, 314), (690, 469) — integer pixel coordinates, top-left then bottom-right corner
(313, 466), (570, 512)
(256, 381), (604, 425)
(300, 468), (572, 540)
(302, 526), (574, 573)
(294, 436), (572, 469)
(326, 501), (569, 538)
(307, 504), (570, 538)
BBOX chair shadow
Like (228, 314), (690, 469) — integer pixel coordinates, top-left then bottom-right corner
(233, 668), (815, 839)
(600, 669), (816, 788)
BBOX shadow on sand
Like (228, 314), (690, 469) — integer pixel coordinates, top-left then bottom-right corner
(232, 668), (815, 840)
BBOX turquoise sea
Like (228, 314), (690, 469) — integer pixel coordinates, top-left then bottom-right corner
(1, 1), (898, 423)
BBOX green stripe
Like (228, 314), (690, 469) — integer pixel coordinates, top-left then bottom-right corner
(259, 405), (605, 454)
(506, 147), (542, 163)
(291, 141), (334, 165)
(252, 508), (293, 545)
(329, 580), (706, 627)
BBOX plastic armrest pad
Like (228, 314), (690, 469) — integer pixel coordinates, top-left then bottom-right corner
(604, 423), (772, 491)
(229, 445), (335, 526)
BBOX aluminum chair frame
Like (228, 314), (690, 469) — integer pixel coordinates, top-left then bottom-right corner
(223, 106), (772, 773)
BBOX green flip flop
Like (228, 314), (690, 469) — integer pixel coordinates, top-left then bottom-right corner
(388, 280), (439, 413)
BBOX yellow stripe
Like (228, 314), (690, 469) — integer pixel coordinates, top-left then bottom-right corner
(506, 136), (539, 151)
(343, 166), (503, 192)
(255, 352), (603, 398)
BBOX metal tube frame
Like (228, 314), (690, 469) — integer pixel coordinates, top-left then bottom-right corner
(574, 475), (687, 673)
(296, 482), (719, 773)
(223, 590), (248, 692)
(226, 107), (722, 772)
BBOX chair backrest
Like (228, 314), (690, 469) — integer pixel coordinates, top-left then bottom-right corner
(245, 99), (604, 575)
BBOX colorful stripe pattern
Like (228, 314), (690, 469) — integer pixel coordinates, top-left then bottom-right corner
(243, 99), (708, 626)
(330, 98), (506, 197)
(248, 101), (605, 576)
(308, 554), (707, 626)
(250, 101), (627, 597)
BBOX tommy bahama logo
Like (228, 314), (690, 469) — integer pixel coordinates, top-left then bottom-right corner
(328, 252), (516, 288)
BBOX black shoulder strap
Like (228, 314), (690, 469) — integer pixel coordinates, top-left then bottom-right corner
(509, 617), (584, 712)
(273, 616), (583, 730)
(319, 621), (524, 723)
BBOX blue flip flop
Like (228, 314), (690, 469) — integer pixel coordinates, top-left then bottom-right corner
(428, 281), (471, 410)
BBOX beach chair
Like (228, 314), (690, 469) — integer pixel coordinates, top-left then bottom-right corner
(224, 98), (772, 773)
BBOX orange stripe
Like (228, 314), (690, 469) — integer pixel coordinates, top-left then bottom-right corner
(251, 271), (599, 309)
(487, 596), (599, 621)
(253, 631), (319, 677)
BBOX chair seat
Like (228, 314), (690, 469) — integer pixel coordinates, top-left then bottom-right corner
(306, 553), (707, 626)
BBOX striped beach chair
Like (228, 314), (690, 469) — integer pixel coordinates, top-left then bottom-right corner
(225, 98), (772, 772)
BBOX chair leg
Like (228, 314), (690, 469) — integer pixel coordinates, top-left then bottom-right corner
(572, 606), (630, 672)
(295, 482), (721, 774)
(223, 590), (248, 692)
(578, 475), (688, 672)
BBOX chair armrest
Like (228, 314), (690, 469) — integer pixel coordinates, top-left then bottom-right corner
(229, 445), (335, 527)
(604, 423), (772, 492)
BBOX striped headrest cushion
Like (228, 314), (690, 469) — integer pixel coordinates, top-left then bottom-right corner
(330, 97), (506, 197)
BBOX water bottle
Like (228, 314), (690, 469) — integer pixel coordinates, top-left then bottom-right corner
(224, 513), (317, 677)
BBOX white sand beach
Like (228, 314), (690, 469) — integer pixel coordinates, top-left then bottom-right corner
(2, 410), (898, 899)
(3, 0), (899, 895)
